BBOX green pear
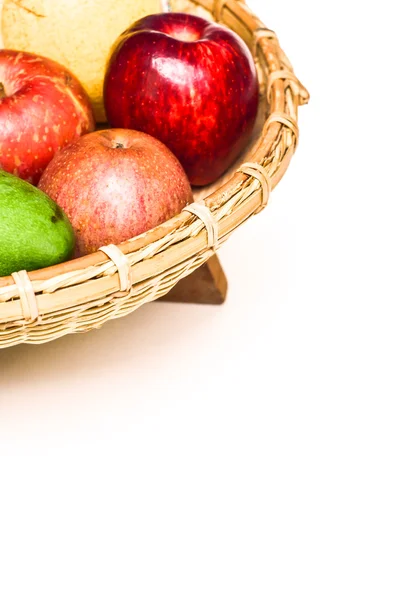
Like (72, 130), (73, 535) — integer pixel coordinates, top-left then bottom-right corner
(0, 170), (75, 277)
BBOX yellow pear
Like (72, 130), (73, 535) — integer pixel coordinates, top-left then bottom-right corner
(0, 0), (167, 122)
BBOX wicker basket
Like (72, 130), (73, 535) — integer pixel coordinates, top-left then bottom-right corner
(0, 0), (309, 348)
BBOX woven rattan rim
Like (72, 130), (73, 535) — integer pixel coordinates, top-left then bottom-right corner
(238, 162), (271, 213)
(0, 0), (309, 347)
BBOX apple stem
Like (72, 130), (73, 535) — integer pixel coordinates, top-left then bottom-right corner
(0, 83), (6, 99)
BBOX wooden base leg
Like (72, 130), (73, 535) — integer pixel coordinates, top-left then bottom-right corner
(158, 254), (228, 305)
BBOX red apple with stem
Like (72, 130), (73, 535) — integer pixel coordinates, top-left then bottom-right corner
(0, 49), (95, 185)
(39, 128), (193, 256)
(104, 13), (259, 186)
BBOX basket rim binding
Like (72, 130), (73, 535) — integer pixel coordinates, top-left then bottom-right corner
(0, 0), (309, 346)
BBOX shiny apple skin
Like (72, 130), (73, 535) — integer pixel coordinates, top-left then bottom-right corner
(0, 49), (95, 185)
(104, 13), (259, 186)
(38, 129), (193, 256)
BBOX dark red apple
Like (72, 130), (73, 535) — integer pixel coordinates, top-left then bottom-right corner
(38, 128), (193, 256)
(104, 13), (259, 186)
(0, 49), (95, 185)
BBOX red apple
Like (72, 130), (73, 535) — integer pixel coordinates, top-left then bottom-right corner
(0, 49), (95, 185)
(38, 128), (193, 256)
(104, 13), (259, 186)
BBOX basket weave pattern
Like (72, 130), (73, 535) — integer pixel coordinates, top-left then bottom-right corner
(0, 0), (308, 348)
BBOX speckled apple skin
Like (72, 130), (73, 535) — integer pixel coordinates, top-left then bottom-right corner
(104, 13), (259, 186)
(0, 49), (95, 185)
(38, 129), (193, 256)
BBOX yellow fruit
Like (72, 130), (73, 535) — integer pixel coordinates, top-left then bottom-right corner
(0, 0), (166, 122)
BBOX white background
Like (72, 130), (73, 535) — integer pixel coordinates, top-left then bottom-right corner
(1, 0), (396, 598)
